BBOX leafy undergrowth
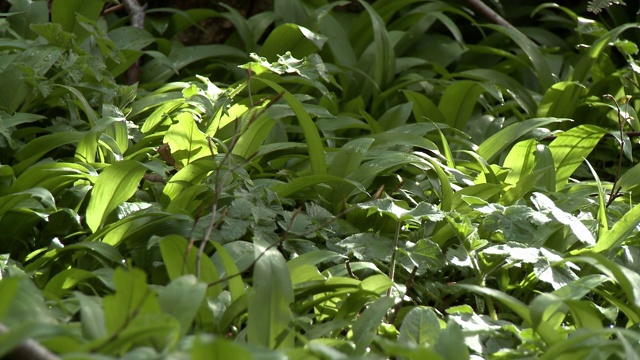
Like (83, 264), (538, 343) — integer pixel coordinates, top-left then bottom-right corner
(2, 0), (640, 359)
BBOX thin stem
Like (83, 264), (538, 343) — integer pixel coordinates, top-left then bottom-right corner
(386, 220), (402, 296)
(463, 0), (516, 30)
(603, 94), (626, 207)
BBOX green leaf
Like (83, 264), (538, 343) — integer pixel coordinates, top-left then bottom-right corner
(102, 268), (157, 331)
(398, 306), (442, 347)
(51, 0), (105, 44)
(537, 82), (586, 118)
(571, 23), (640, 83)
(163, 112), (212, 168)
(44, 268), (97, 298)
(211, 243), (246, 301)
(75, 292), (107, 340)
(192, 335), (253, 360)
(352, 296), (395, 355)
(483, 24), (556, 90)
(86, 160), (146, 232)
(478, 117), (567, 163)
(357, 0), (395, 88)
(549, 125), (607, 191)
(159, 235), (222, 297)
(503, 139), (538, 185)
(593, 202), (640, 253)
(252, 77), (326, 175)
(247, 237), (294, 349)
(0, 45), (64, 113)
(434, 320), (470, 360)
(232, 115), (276, 159)
(438, 80), (484, 129)
(458, 284), (562, 346)
(158, 275), (207, 336)
(271, 174), (364, 199)
(260, 23), (327, 61)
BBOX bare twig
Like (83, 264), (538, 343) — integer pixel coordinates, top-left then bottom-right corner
(0, 323), (59, 360)
(463, 0), (517, 31)
(345, 259), (359, 280)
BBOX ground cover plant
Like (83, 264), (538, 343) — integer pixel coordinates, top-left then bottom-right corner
(1, 0), (640, 358)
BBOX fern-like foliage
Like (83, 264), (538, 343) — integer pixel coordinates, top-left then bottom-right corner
(588, 0), (626, 14)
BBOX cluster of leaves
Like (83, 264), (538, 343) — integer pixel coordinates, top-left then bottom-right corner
(2, 0), (640, 359)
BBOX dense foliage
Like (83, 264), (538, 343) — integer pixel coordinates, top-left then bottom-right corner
(2, 0), (640, 358)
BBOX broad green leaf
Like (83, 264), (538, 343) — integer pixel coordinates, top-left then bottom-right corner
(271, 174), (364, 199)
(360, 274), (394, 294)
(75, 293), (107, 340)
(212, 243), (245, 301)
(483, 24), (556, 90)
(163, 113), (212, 168)
(88, 211), (192, 249)
(6, 0), (49, 39)
(162, 158), (215, 204)
(159, 235), (222, 297)
(85, 161), (146, 232)
(0, 45), (64, 113)
(24, 241), (122, 274)
(434, 320), (470, 360)
(549, 125), (607, 191)
(503, 139), (538, 185)
(44, 268), (96, 298)
(10, 162), (96, 193)
(260, 23), (326, 61)
(328, 138), (374, 178)
(352, 296), (395, 355)
(378, 102), (412, 130)
(232, 115), (276, 159)
(51, 0), (104, 44)
(76, 116), (127, 164)
(458, 284), (562, 346)
(456, 69), (537, 115)
(247, 237), (294, 349)
(103, 268), (158, 332)
(0, 278), (20, 320)
(142, 44), (247, 84)
(618, 162), (640, 192)
(569, 252), (640, 318)
(357, 0), (395, 88)
(571, 23), (640, 83)
(403, 90), (447, 123)
(14, 132), (84, 164)
(537, 82), (586, 118)
(252, 77), (326, 175)
(593, 202), (640, 253)
(438, 80), (484, 129)
(478, 117), (567, 163)
(158, 275), (207, 336)
(192, 335), (253, 360)
(398, 306), (441, 347)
